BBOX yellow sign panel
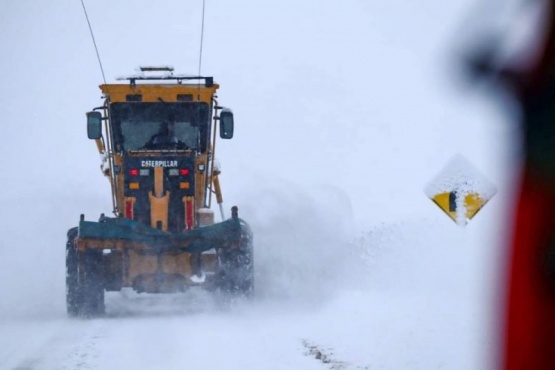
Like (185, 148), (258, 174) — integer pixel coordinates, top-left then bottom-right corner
(425, 155), (496, 226)
(431, 191), (487, 225)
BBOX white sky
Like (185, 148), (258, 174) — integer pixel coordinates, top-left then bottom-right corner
(0, 0), (519, 227)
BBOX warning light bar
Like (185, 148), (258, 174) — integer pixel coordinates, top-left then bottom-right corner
(139, 65), (174, 72)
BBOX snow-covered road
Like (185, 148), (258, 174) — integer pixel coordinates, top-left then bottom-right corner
(1, 285), (492, 370)
(0, 194), (502, 369)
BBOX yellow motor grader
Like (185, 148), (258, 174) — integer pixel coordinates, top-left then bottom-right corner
(66, 66), (253, 317)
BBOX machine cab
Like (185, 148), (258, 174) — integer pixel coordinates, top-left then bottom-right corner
(86, 66), (233, 231)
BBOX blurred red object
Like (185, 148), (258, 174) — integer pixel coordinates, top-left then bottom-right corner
(505, 175), (555, 369)
(465, 1), (555, 368)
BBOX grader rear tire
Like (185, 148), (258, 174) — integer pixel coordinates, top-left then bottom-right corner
(216, 228), (254, 298)
(65, 228), (105, 317)
(66, 228), (82, 317)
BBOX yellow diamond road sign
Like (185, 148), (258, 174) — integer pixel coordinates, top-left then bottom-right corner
(425, 155), (496, 226)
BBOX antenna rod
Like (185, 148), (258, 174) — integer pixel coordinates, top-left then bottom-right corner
(80, 0), (107, 84)
(198, 0), (207, 76)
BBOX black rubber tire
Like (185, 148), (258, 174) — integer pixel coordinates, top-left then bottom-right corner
(65, 228), (105, 317)
(80, 250), (105, 317)
(66, 227), (82, 317)
(216, 231), (254, 298)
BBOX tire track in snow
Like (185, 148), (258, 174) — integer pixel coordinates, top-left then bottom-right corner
(302, 340), (369, 370)
(9, 320), (105, 370)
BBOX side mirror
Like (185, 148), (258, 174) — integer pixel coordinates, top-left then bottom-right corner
(87, 111), (102, 140)
(219, 109), (234, 139)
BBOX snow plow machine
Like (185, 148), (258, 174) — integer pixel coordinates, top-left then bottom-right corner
(66, 66), (253, 317)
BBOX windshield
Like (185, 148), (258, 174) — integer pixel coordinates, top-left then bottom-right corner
(110, 102), (210, 151)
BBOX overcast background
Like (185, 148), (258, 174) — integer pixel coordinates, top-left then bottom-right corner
(0, 0), (532, 368)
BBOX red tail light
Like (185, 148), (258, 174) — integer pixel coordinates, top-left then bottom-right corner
(129, 169), (139, 176)
(125, 199), (134, 219)
(185, 197), (194, 230)
(180, 168), (190, 176)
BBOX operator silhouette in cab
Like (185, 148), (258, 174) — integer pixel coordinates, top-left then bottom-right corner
(143, 118), (188, 150)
